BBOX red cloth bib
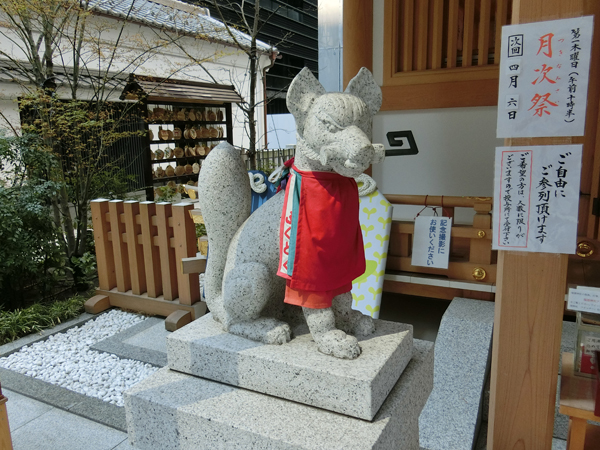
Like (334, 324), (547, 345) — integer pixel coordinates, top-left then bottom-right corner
(277, 166), (365, 308)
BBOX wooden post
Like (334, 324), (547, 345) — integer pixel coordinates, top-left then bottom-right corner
(91, 199), (116, 291)
(139, 201), (162, 298)
(0, 385), (13, 450)
(156, 202), (178, 301)
(488, 251), (569, 449)
(344, 0), (374, 176)
(488, 1), (589, 448)
(470, 203), (493, 265)
(172, 203), (200, 305)
(123, 201), (146, 296)
(108, 200), (131, 293)
(343, 0), (373, 88)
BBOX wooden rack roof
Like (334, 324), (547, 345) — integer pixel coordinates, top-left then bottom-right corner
(120, 75), (243, 104)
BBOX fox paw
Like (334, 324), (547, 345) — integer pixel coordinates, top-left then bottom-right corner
(351, 313), (375, 337)
(264, 322), (292, 345)
(314, 330), (361, 360)
(228, 318), (292, 345)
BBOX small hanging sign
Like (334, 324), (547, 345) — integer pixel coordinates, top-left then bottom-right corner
(497, 16), (594, 138)
(411, 216), (452, 269)
(492, 145), (582, 254)
(567, 287), (600, 315)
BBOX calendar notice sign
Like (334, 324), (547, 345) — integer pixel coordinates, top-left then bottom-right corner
(497, 16), (594, 138)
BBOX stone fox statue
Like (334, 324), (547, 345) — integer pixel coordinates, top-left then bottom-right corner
(197, 67), (385, 359)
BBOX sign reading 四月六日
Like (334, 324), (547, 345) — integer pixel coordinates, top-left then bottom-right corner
(497, 16), (594, 138)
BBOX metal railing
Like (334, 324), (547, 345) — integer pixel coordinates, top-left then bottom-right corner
(246, 147), (296, 173)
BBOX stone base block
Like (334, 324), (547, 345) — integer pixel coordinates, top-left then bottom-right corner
(126, 339), (432, 450)
(419, 298), (495, 450)
(167, 314), (413, 420)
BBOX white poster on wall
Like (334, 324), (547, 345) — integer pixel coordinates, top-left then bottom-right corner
(411, 216), (452, 269)
(567, 287), (600, 315)
(497, 16), (594, 138)
(492, 145), (582, 254)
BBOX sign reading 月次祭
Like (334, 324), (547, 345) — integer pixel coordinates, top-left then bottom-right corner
(492, 145), (582, 254)
(411, 216), (452, 269)
(497, 16), (594, 138)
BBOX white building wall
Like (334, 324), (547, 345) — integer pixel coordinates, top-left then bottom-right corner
(371, 0), (503, 223)
(0, 12), (271, 149)
(266, 113), (296, 149)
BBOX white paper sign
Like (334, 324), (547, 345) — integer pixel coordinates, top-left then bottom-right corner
(411, 216), (452, 269)
(492, 145), (582, 254)
(497, 16), (594, 138)
(568, 288), (600, 314)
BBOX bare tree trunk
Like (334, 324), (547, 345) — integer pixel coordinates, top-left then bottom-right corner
(58, 184), (76, 256)
(76, 205), (88, 256)
(248, 43), (257, 170)
(247, 0), (261, 171)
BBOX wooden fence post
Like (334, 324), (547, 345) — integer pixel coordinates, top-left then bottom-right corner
(172, 203), (200, 305)
(124, 201), (146, 295)
(139, 201), (162, 298)
(108, 200), (131, 293)
(91, 199), (116, 291)
(156, 202), (178, 301)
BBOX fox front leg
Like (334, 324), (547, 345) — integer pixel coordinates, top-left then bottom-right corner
(302, 305), (361, 359)
(222, 263), (291, 345)
(332, 292), (376, 336)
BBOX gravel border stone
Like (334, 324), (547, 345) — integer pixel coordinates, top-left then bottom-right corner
(0, 310), (155, 432)
(91, 317), (167, 367)
(0, 362), (126, 431)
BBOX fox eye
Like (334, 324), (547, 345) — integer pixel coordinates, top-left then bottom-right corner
(322, 118), (343, 133)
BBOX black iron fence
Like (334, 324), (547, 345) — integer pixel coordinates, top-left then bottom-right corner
(246, 147), (296, 174)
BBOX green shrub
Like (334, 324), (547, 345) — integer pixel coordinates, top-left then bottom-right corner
(195, 223), (207, 238)
(0, 133), (65, 308)
(0, 294), (87, 344)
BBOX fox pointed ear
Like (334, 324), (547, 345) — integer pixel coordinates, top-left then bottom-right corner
(286, 67), (326, 136)
(344, 67), (382, 116)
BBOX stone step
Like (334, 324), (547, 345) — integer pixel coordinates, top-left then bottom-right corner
(125, 339), (434, 450)
(419, 297), (495, 450)
(167, 314), (414, 420)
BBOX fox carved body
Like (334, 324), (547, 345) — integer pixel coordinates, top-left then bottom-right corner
(197, 68), (384, 359)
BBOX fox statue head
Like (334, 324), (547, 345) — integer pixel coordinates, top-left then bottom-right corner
(286, 67), (385, 178)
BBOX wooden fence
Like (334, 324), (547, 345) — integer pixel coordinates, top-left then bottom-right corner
(85, 199), (206, 330)
(383, 194), (497, 301)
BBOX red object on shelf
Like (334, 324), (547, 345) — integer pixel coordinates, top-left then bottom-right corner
(582, 351), (597, 375)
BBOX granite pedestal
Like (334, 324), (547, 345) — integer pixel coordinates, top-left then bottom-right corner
(167, 314), (413, 420)
(125, 339), (433, 450)
(125, 314), (432, 449)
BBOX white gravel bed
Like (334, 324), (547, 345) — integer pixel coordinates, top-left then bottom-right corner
(0, 309), (158, 407)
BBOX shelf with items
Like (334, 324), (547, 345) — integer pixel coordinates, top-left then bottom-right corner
(149, 138), (227, 146)
(150, 143), (218, 160)
(152, 174), (199, 183)
(152, 176), (199, 203)
(151, 156), (205, 164)
(118, 75), (239, 201)
(152, 158), (202, 182)
(148, 124), (226, 141)
(147, 105), (225, 123)
(141, 101), (234, 201)
(148, 120), (228, 126)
